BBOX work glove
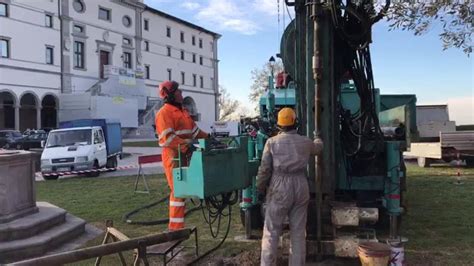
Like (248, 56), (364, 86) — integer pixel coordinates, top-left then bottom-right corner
(186, 143), (196, 153)
(257, 191), (266, 202)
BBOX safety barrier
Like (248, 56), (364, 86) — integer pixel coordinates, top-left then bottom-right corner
(40, 164), (138, 177)
(134, 154), (163, 193)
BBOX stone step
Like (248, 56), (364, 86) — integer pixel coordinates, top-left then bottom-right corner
(0, 213), (86, 263)
(0, 202), (66, 241)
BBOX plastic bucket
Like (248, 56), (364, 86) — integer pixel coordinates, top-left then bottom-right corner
(389, 244), (405, 266)
(358, 242), (391, 266)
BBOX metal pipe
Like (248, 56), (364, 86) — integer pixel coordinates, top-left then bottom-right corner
(12, 229), (191, 266)
(390, 215), (399, 239)
(311, 0), (324, 256)
(381, 126), (405, 138)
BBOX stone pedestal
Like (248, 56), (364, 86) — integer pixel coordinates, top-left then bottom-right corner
(0, 150), (38, 223)
(0, 150), (100, 263)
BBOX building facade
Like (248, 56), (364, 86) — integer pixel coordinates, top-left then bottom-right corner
(0, 0), (220, 133)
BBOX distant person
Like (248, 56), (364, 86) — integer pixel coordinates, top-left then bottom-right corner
(155, 80), (208, 231)
(257, 107), (323, 266)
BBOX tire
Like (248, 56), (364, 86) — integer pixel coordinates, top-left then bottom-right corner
(417, 157), (431, 168)
(4, 143), (10, 149)
(86, 161), (100, 177)
(466, 159), (474, 168)
(106, 156), (118, 170)
(43, 174), (59, 180)
(16, 144), (22, 150)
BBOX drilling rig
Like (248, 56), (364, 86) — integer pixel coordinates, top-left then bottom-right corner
(172, 0), (418, 259)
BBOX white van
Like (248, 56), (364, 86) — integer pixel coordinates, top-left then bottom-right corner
(40, 126), (107, 179)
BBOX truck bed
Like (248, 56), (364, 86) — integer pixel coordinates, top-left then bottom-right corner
(405, 131), (474, 160)
(440, 131), (474, 152)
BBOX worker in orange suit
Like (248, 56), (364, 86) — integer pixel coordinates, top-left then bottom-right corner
(155, 80), (208, 230)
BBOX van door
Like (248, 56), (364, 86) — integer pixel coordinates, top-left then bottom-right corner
(93, 129), (107, 167)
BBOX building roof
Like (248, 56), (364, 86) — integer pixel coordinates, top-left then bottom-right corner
(144, 6), (221, 39)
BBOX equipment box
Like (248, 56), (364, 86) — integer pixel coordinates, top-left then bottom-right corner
(173, 137), (254, 199)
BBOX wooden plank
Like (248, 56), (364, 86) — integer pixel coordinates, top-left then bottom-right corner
(13, 229), (191, 266)
(108, 227), (131, 242)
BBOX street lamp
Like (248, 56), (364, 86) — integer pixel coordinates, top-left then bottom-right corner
(269, 56), (275, 77)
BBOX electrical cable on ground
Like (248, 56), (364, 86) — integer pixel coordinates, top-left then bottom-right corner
(123, 194), (202, 225)
(123, 191), (238, 265)
(187, 191), (238, 265)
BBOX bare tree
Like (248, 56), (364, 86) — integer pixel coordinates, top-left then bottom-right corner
(387, 1), (472, 55)
(249, 61), (284, 104)
(218, 86), (240, 121)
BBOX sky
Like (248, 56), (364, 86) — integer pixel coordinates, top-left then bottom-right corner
(145, 0), (473, 125)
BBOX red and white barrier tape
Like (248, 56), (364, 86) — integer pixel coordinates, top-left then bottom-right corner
(454, 153), (463, 185)
(40, 164), (139, 177)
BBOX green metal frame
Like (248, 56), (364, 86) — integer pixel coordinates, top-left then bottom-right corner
(173, 137), (257, 199)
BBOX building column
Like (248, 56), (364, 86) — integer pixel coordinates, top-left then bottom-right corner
(56, 107), (59, 128)
(36, 107), (41, 130)
(14, 105), (20, 131)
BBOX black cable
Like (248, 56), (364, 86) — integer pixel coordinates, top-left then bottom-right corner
(285, 2), (293, 21)
(187, 203), (232, 265)
(123, 194), (202, 226)
(187, 191), (236, 265)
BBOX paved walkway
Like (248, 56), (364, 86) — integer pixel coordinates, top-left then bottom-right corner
(36, 146), (164, 181)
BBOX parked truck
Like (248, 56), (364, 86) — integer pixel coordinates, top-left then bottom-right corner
(40, 119), (122, 180)
(404, 105), (474, 167)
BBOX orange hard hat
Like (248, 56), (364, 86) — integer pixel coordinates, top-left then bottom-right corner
(277, 107), (296, 127)
(158, 80), (179, 99)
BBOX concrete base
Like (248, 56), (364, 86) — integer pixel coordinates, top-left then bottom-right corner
(0, 202), (65, 241)
(0, 206), (38, 224)
(0, 202), (101, 264)
(0, 150), (37, 223)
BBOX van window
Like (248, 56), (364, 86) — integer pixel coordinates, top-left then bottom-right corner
(46, 129), (91, 147)
(98, 130), (105, 143)
(94, 130), (101, 144)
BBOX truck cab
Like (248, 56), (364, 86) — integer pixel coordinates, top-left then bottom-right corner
(40, 126), (107, 179)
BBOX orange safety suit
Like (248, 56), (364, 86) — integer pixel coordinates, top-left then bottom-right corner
(155, 103), (208, 230)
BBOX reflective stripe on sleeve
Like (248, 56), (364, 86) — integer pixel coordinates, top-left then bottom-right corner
(160, 134), (176, 147)
(175, 129), (193, 135)
(159, 128), (174, 140)
(192, 129), (200, 139)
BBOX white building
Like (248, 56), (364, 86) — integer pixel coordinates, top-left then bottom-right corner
(0, 0), (220, 135)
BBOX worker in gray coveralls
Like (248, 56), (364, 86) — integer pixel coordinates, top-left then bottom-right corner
(257, 107), (323, 266)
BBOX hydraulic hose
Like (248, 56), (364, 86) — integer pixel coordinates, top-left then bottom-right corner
(187, 192), (237, 265)
(123, 194), (202, 226)
(123, 192), (236, 265)
(187, 203), (232, 265)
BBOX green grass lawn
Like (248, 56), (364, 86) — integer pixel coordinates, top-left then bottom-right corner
(403, 163), (474, 265)
(36, 175), (256, 265)
(123, 141), (158, 147)
(36, 163), (474, 265)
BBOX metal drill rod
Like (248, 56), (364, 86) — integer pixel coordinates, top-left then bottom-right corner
(311, 0), (324, 257)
